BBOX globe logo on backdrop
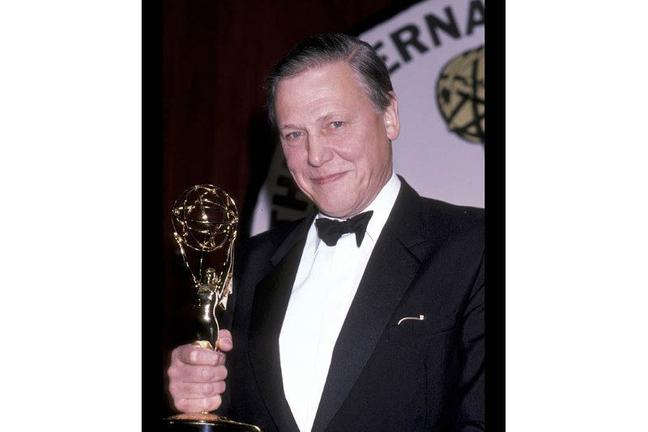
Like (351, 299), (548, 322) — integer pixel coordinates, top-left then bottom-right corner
(436, 45), (484, 144)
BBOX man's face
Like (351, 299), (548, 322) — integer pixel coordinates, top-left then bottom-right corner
(275, 61), (400, 219)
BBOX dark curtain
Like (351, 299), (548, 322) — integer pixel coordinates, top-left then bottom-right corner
(152, 0), (421, 421)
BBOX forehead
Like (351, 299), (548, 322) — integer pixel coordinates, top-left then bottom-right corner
(274, 62), (373, 120)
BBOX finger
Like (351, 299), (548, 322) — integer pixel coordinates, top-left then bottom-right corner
(174, 395), (222, 414)
(168, 364), (228, 383)
(213, 351), (226, 366)
(216, 330), (233, 352)
(169, 380), (226, 399)
(175, 344), (222, 366)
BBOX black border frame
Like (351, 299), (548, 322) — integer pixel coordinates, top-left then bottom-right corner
(143, 0), (506, 429)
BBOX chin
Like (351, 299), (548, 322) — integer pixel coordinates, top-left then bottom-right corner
(309, 191), (342, 211)
(318, 202), (355, 218)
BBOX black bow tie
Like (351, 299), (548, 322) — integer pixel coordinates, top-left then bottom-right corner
(315, 211), (374, 247)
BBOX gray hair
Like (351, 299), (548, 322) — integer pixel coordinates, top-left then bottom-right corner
(265, 33), (394, 131)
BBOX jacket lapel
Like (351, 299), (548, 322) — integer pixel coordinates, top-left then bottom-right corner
(311, 180), (428, 432)
(247, 217), (312, 432)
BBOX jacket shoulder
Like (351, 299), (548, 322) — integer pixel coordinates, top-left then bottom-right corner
(234, 219), (304, 275)
(415, 197), (484, 250)
(395, 177), (483, 244)
(420, 197), (483, 230)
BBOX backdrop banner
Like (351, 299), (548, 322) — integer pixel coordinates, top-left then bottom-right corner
(251, 0), (484, 235)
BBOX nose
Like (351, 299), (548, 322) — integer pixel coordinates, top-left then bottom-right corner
(306, 133), (333, 167)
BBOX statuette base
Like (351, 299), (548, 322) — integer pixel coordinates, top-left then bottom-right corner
(163, 413), (261, 431)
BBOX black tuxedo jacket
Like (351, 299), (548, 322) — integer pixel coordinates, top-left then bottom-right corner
(223, 178), (484, 432)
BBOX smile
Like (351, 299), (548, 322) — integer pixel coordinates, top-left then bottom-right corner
(311, 172), (347, 185)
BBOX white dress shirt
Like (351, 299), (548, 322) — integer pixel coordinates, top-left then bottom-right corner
(279, 173), (401, 432)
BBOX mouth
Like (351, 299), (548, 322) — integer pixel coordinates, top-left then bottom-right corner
(311, 171), (347, 185)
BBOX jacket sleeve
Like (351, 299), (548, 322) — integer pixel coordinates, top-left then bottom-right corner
(454, 252), (485, 431)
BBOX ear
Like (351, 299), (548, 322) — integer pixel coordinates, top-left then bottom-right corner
(382, 91), (400, 141)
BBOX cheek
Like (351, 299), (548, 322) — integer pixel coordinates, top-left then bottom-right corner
(335, 137), (374, 168)
(329, 131), (363, 162)
(283, 146), (306, 172)
(341, 120), (386, 159)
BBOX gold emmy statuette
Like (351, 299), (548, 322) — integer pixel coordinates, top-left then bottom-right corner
(164, 184), (261, 432)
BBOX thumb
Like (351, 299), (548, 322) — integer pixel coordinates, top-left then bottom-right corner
(217, 329), (233, 352)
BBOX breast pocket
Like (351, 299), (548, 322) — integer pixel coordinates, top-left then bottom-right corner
(386, 315), (458, 348)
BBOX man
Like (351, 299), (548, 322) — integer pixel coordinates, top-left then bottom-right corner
(167, 33), (484, 432)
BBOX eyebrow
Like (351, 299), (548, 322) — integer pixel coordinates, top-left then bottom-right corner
(279, 112), (342, 130)
(317, 113), (336, 123)
(279, 124), (300, 130)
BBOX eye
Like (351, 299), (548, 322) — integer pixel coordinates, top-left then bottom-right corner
(330, 121), (345, 129)
(284, 131), (303, 141)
